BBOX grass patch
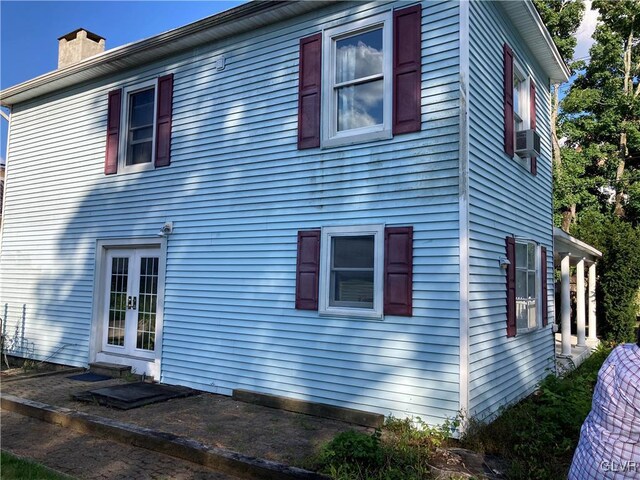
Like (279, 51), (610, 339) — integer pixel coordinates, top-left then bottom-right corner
(313, 416), (459, 480)
(1, 451), (74, 480)
(461, 344), (612, 480)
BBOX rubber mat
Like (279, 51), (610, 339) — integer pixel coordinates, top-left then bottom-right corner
(72, 382), (198, 409)
(67, 373), (112, 382)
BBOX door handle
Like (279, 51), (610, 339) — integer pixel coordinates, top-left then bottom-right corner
(127, 296), (137, 310)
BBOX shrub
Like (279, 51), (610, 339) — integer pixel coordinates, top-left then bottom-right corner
(461, 344), (612, 480)
(317, 415), (459, 480)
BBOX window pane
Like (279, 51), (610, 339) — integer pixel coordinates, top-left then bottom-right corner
(516, 269), (527, 298)
(335, 28), (383, 83)
(332, 236), (374, 268)
(128, 141), (152, 165)
(330, 270), (374, 307)
(337, 80), (384, 131)
(516, 299), (528, 330)
(527, 243), (536, 269)
(516, 242), (528, 269)
(528, 271), (536, 298)
(130, 88), (154, 128)
(132, 126), (153, 142)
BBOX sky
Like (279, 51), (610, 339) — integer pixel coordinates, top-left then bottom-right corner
(0, 0), (245, 164)
(0, 0), (599, 166)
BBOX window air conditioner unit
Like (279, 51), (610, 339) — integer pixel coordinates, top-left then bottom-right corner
(515, 129), (541, 157)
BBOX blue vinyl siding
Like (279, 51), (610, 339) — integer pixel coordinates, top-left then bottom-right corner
(467, 0), (555, 420)
(0, 0), (461, 424)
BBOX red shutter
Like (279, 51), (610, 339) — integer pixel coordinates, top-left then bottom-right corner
(298, 34), (321, 149)
(540, 245), (548, 327)
(393, 4), (422, 135)
(529, 80), (537, 175)
(295, 230), (320, 310)
(155, 74), (174, 168)
(384, 227), (413, 316)
(105, 89), (121, 175)
(503, 44), (514, 157)
(505, 236), (517, 337)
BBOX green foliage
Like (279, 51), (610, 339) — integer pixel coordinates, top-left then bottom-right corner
(0, 451), (74, 480)
(559, 0), (640, 225)
(533, 0), (586, 67)
(572, 215), (640, 342)
(317, 415), (459, 480)
(461, 345), (611, 480)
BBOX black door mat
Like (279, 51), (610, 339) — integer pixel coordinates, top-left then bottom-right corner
(72, 383), (198, 409)
(67, 373), (112, 382)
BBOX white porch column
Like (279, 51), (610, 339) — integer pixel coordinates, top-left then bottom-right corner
(588, 263), (597, 341)
(576, 258), (586, 347)
(561, 253), (572, 356)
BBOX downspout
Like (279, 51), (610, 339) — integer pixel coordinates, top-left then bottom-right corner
(458, 0), (471, 432)
(0, 106), (11, 255)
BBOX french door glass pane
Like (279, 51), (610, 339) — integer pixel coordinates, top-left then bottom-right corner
(137, 257), (159, 351)
(108, 257), (128, 346)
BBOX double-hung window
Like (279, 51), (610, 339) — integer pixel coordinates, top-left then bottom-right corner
(120, 80), (158, 173)
(512, 59), (534, 170)
(322, 13), (392, 147)
(515, 240), (539, 331)
(319, 225), (384, 318)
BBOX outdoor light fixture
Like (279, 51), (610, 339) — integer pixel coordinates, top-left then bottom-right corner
(499, 257), (511, 269)
(158, 222), (173, 237)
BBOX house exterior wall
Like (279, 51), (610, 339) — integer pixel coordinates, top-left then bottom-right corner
(0, 0), (461, 423)
(467, 0), (555, 420)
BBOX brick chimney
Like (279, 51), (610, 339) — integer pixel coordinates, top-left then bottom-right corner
(58, 29), (105, 68)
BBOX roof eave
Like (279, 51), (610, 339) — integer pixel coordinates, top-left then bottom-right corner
(0, 0), (332, 107)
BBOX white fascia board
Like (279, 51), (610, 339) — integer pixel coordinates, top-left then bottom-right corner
(501, 0), (571, 83)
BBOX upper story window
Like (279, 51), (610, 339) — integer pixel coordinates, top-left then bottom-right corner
(125, 86), (156, 167)
(515, 240), (539, 332)
(104, 74), (173, 176)
(120, 81), (158, 173)
(512, 61), (530, 135)
(322, 13), (393, 148)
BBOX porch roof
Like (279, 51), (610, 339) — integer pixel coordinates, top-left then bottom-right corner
(553, 227), (602, 265)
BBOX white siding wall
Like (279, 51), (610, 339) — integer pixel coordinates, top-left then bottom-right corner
(467, 0), (555, 420)
(0, 1), (462, 423)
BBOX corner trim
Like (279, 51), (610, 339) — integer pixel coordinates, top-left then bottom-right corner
(458, 0), (471, 427)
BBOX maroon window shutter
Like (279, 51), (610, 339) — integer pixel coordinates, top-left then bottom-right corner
(503, 44), (514, 157)
(295, 230), (320, 310)
(540, 246), (548, 327)
(393, 4), (422, 135)
(105, 89), (121, 175)
(155, 73), (174, 168)
(529, 80), (537, 175)
(298, 34), (321, 149)
(384, 227), (413, 316)
(505, 236), (517, 337)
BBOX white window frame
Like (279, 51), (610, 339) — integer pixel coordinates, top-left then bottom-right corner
(321, 12), (393, 148)
(512, 59), (532, 170)
(319, 225), (384, 319)
(515, 239), (541, 334)
(119, 79), (158, 174)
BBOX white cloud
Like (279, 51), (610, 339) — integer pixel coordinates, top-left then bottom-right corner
(573, 1), (599, 62)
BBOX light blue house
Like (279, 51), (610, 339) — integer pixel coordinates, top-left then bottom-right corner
(0, 0), (569, 426)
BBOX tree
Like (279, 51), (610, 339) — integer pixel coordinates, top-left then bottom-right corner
(533, 0), (585, 231)
(561, 0), (640, 225)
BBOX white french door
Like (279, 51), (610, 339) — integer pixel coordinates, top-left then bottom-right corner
(98, 247), (161, 375)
